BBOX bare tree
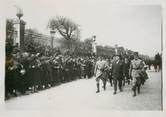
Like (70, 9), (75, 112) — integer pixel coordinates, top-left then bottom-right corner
(47, 16), (80, 50)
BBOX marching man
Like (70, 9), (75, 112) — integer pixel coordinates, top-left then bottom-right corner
(94, 57), (109, 93)
(111, 54), (124, 95)
(129, 52), (144, 97)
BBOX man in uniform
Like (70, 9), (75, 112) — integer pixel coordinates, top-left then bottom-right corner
(94, 57), (109, 93)
(85, 58), (93, 79)
(52, 56), (60, 86)
(129, 52), (144, 97)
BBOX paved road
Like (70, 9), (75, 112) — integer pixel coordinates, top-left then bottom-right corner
(1, 70), (162, 111)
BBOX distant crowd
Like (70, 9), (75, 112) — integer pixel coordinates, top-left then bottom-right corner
(5, 50), (95, 100)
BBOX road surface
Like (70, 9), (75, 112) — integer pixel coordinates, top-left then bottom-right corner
(0, 70), (162, 111)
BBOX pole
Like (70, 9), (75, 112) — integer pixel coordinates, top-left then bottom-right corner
(51, 36), (54, 49)
(115, 44), (118, 55)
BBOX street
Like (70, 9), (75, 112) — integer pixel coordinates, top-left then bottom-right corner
(2, 70), (162, 111)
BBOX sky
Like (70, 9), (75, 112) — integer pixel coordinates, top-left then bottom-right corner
(2, 0), (162, 57)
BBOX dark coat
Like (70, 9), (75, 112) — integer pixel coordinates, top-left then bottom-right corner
(111, 60), (124, 79)
(123, 62), (130, 75)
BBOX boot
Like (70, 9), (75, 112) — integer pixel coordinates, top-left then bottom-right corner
(96, 83), (100, 93)
(103, 82), (106, 90)
(133, 90), (136, 97)
(113, 91), (116, 95)
(103, 85), (106, 90)
(110, 80), (113, 87)
(132, 86), (136, 97)
(119, 87), (123, 92)
(137, 86), (140, 94)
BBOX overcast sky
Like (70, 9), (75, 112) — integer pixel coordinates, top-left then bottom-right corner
(4, 0), (162, 57)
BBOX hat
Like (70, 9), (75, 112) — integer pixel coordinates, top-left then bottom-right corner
(133, 52), (139, 56)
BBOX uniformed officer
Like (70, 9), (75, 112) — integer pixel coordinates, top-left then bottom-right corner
(19, 52), (29, 94)
(52, 57), (60, 86)
(64, 57), (73, 82)
(32, 56), (41, 92)
(85, 58), (93, 79)
(58, 56), (64, 83)
(5, 53), (19, 99)
(76, 58), (82, 79)
(94, 57), (109, 93)
(47, 58), (53, 87)
(129, 52), (144, 97)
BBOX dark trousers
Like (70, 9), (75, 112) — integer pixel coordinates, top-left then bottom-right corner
(123, 73), (130, 86)
(113, 78), (122, 92)
(108, 75), (113, 86)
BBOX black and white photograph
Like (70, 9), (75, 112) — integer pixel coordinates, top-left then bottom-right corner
(0, 0), (166, 116)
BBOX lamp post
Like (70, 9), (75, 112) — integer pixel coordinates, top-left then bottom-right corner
(13, 30), (17, 46)
(50, 29), (56, 49)
(115, 44), (118, 55)
(16, 7), (23, 48)
(125, 49), (128, 55)
(16, 10), (23, 20)
(92, 35), (97, 56)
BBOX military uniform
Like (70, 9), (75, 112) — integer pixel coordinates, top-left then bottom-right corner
(16, 53), (30, 94)
(52, 59), (60, 85)
(47, 60), (53, 87)
(64, 58), (72, 82)
(58, 58), (64, 83)
(85, 59), (93, 78)
(130, 56), (144, 97)
(31, 58), (41, 92)
(5, 55), (18, 99)
(76, 59), (82, 79)
(94, 59), (109, 93)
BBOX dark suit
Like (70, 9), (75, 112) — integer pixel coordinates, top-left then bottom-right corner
(123, 62), (130, 85)
(112, 60), (124, 92)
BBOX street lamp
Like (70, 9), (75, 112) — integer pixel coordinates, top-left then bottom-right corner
(92, 35), (97, 56)
(16, 10), (23, 20)
(50, 29), (56, 49)
(115, 44), (118, 55)
(92, 35), (96, 41)
(15, 6), (23, 49)
(125, 48), (128, 55)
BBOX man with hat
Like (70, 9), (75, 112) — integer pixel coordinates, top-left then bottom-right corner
(129, 52), (144, 97)
(111, 54), (124, 95)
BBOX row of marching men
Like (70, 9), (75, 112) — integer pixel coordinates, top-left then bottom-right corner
(94, 52), (149, 97)
(5, 51), (95, 100)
